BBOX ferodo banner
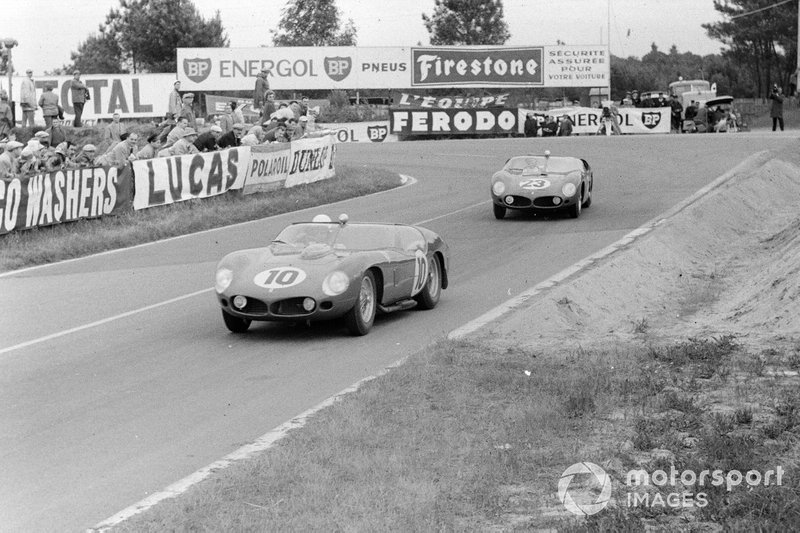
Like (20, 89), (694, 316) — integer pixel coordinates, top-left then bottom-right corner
(284, 135), (336, 188)
(10, 74), (174, 122)
(517, 106), (670, 135)
(390, 108), (519, 136)
(132, 147), (248, 210)
(0, 166), (132, 235)
(177, 45), (608, 90)
(314, 121), (397, 143)
(244, 144), (291, 194)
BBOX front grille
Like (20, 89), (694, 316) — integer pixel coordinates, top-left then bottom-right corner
(533, 196), (563, 208)
(238, 297), (269, 315)
(505, 195), (532, 207)
(270, 297), (314, 317)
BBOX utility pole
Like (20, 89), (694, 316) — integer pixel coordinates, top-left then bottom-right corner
(607, 0), (612, 103)
(1, 38), (19, 121)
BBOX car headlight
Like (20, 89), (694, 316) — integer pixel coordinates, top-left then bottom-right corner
(562, 182), (577, 198)
(215, 268), (233, 293)
(492, 180), (506, 196)
(322, 271), (349, 296)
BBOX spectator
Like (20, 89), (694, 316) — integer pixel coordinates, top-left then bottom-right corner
(231, 101), (245, 126)
(20, 69), (37, 128)
(155, 114), (177, 144)
(240, 124), (263, 145)
(693, 104), (708, 133)
(253, 69), (270, 116)
(17, 148), (38, 175)
(68, 70), (88, 127)
(219, 102), (234, 133)
(263, 121), (287, 143)
(557, 114), (574, 136)
(0, 140), (23, 179)
(263, 91), (276, 120)
(299, 96), (310, 116)
(73, 144), (97, 167)
(95, 132), (139, 167)
(46, 142), (69, 171)
(104, 112), (128, 143)
(165, 116), (189, 147)
(163, 128), (200, 156)
(670, 95), (683, 133)
(217, 123), (244, 148)
(769, 84), (784, 132)
(523, 113), (538, 137)
(194, 125), (222, 152)
(274, 102), (295, 121)
(296, 116), (309, 138)
(541, 115), (558, 136)
(684, 100), (697, 121)
(168, 80), (182, 119)
(178, 93), (197, 129)
(289, 100), (302, 120)
(621, 91), (633, 107)
(45, 118), (67, 146)
(631, 90), (641, 107)
(135, 134), (162, 160)
(247, 123), (264, 139)
(38, 83), (60, 128)
(286, 117), (304, 140)
(0, 93), (12, 139)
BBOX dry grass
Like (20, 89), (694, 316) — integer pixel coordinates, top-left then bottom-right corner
(0, 164), (402, 272)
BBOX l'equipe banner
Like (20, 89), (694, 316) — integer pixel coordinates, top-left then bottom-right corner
(518, 107), (670, 135)
(177, 45), (608, 90)
(0, 166), (132, 235)
(390, 108), (519, 136)
(392, 91), (511, 108)
(10, 73), (175, 122)
(132, 147), (248, 210)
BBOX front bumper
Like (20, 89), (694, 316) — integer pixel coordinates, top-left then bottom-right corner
(218, 292), (358, 322)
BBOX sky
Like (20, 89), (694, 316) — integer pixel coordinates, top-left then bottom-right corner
(1, 0), (726, 76)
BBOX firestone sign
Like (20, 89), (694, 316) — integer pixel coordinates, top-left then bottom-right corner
(177, 45), (608, 90)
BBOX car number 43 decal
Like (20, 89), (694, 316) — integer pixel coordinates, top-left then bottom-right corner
(254, 267), (307, 290)
(520, 178), (550, 190)
(411, 250), (428, 296)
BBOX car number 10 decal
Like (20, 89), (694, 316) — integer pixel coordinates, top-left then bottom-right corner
(254, 267), (307, 290)
(411, 250), (428, 296)
(520, 178), (550, 190)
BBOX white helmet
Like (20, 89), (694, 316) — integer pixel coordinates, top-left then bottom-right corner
(311, 214), (331, 223)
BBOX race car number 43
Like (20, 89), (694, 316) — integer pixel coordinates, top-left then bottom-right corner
(254, 267), (307, 290)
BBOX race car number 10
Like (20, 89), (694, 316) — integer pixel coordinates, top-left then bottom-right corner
(254, 267), (307, 289)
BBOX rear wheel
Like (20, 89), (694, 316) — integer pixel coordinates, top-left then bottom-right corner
(222, 310), (251, 333)
(493, 203), (506, 219)
(345, 271), (377, 335)
(415, 255), (442, 310)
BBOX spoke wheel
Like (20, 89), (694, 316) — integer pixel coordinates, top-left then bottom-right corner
(415, 255), (442, 309)
(345, 271), (377, 335)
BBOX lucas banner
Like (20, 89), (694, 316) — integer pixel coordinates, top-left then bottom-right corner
(0, 166), (132, 235)
(518, 107), (671, 135)
(390, 108), (519, 136)
(132, 147), (248, 210)
(177, 45), (608, 90)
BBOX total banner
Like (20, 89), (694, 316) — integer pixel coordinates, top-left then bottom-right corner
(518, 106), (670, 135)
(177, 45), (608, 90)
(132, 147), (248, 210)
(314, 121), (397, 143)
(390, 108), (519, 136)
(0, 166), (132, 235)
(8, 73), (175, 123)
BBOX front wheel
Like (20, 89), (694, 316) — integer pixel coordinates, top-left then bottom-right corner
(345, 271), (377, 335)
(415, 255), (442, 310)
(222, 310), (251, 333)
(568, 188), (583, 219)
(493, 203), (506, 219)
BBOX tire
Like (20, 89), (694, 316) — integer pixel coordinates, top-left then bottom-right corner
(345, 271), (377, 336)
(582, 186), (593, 208)
(568, 188), (583, 219)
(222, 309), (251, 333)
(415, 255), (442, 310)
(493, 203), (506, 219)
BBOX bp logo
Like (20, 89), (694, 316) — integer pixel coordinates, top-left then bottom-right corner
(367, 125), (388, 142)
(641, 112), (662, 129)
(558, 462), (612, 516)
(325, 57), (352, 82)
(183, 58), (212, 83)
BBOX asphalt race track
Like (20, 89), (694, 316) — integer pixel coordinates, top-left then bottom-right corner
(1, 131), (796, 531)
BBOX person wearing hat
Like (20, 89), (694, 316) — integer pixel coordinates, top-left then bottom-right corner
(45, 117), (67, 146)
(217, 123), (244, 149)
(17, 147), (38, 175)
(95, 132), (139, 167)
(74, 144), (97, 167)
(165, 127), (200, 156)
(38, 83), (61, 128)
(69, 70), (88, 127)
(168, 80), (182, 120)
(0, 92), (12, 139)
(194, 125), (223, 153)
(20, 69), (38, 128)
(178, 93), (197, 129)
(0, 140), (24, 179)
(45, 141), (71, 171)
(135, 133), (163, 160)
(769, 84), (784, 132)
(557, 114), (574, 137)
(104, 111), (128, 143)
(253, 69), (270, 117)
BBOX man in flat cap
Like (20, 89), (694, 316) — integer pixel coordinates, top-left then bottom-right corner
(69, 70), (88, 127)
(194, 125), (223, 152)
(74, 144), (97, 168)
(0, 140), (24, 179)
(178, 92), (197, 129)
(20, 69), (37, 128)
(217, 123), (244, 149)
(253, 69), (270, 118)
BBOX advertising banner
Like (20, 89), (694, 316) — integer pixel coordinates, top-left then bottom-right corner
(314, 121), (397, 143)
(177, 45), (608, 90)
(243, 144), (291, 194)
(518, 106), (670, 135)
(391, 91), (511, 108)
(390, 108), (519, 136)
(0, 166), (132, 235)
(9, 73), (175, 123)
(284, 135), (336, 188)
(204, 94), (260, 120)
(132, 147), (248, 210)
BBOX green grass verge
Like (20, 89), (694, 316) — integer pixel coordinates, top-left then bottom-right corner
(0, 164), (402, 272)
(113, 334), (800, 532)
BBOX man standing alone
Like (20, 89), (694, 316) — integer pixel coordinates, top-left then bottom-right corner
(253, 69), (270, 117)
(20, 69), (37, 128)
(69, 71), (87, 127)
(769, 84), (784, 132)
